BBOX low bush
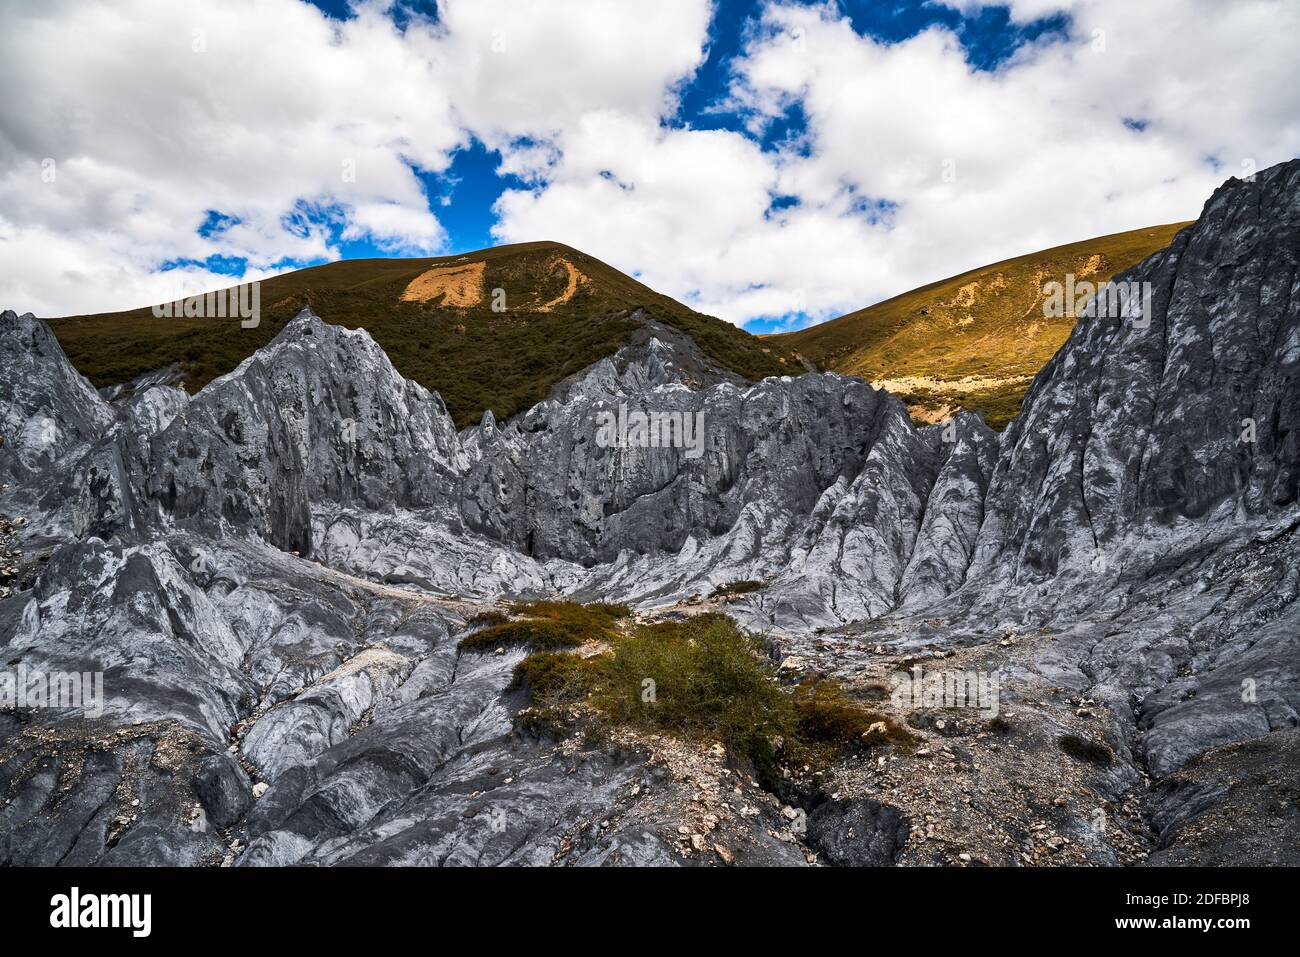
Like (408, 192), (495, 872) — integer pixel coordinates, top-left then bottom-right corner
(458, 600), (629, 652)
(508, 651), (597, 705)
(1058, 733), (1114, 766)
(594, 614), (798, 752)
(793, 679), (918, 752)
(708, 580), (766, 600)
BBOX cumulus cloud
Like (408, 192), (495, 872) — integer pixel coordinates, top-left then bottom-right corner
(495, 0), (1300, 326)
(0, 0), (1296, 326)
(432, 0), (712, 158)
(0, 0), (716, 316)
(0, 0), (474, 314)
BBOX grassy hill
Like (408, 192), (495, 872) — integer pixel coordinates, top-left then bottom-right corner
(770, 222), (1192, 428)
(50, 242), (800, 428)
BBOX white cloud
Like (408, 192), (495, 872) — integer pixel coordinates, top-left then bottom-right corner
(432, 0), (712, 158)
(341, 201), (445, 254)
(0, 0), (717, 316)
(0, 0), (467, 315)
(495, 0), (1300, 326)
(1, 0), (1296, 327)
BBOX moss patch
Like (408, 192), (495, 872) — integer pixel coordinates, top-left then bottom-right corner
(1058, 733), (1114, 766)
(708, 580), (766, 600)
(458, 600), (628, 652)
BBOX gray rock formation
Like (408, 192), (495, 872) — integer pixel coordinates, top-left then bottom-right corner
(0, 160), (1297, 866)
(0, 311), (115, 486)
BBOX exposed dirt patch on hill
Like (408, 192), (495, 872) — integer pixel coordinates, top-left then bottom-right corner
(871, 373), (1035, 395)
(537, 258), (588, 312)
(908, 403), (960, 425)
(400, 261), (486, 306)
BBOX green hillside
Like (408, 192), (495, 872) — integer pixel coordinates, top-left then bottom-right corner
(771, 222), (1192, 428)
(50, 242), (800, 428)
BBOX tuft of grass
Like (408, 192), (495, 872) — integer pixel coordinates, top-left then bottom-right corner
(466, 610), (508, 629)
(593, 614), (797, 754)
(509, 613), (915, 781)
(708, 580), (766, 600)
(583, 601), (632, 620)
(509, 600), (628, 635)
(1058, 733), (1114, 766)
(792, 679), (918, 752)
(458, 599), (628, 652)
(508, 651), (597, 705)
(458, 618), (581, 652)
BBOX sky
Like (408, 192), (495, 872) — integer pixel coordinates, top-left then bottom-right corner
(0, 1), (1296, 332)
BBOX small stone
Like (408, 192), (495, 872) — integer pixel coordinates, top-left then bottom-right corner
(251, 782), (269, 799)
(714, 843), (734, 865)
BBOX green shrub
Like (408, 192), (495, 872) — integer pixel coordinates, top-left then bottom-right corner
(1058, 733), (1114, 766)
(593, 614), (798, 753)
(793, 679), (917, 751)
(508, 613), (916, 779)
(509, 651), (596, 705)
(708, 580), (766, 600)
(458, 600), (628, 652)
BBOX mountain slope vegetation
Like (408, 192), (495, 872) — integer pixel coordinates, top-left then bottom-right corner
(50, 242), (799, 427)
(770, 222), (1192, 428)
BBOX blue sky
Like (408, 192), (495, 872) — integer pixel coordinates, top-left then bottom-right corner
(3, 0), (1293, 324)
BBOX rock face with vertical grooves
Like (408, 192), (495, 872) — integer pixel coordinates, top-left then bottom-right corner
(0, 311), (115, 485)
(968, 159), (1300, 602)
(0, 160), (1297, 866)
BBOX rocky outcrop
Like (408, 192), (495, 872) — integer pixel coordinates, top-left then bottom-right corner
(969, 161), (1300, 600)
(0, 310), (114, 485)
